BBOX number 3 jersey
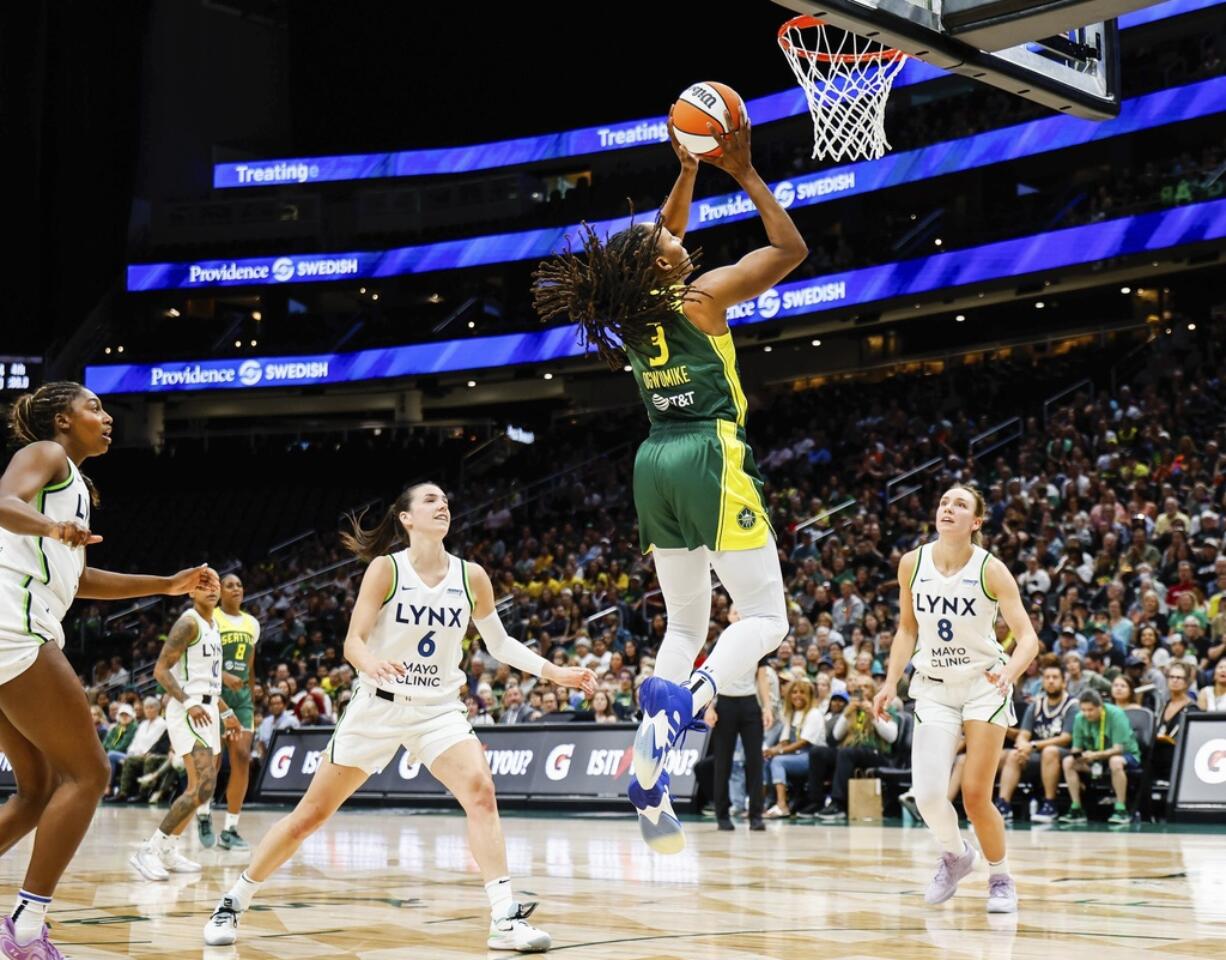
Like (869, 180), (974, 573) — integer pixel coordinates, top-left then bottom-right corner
(0, 459), (91, 647)
(363, 550), (474, 703)
(909, 542), (1007, 681)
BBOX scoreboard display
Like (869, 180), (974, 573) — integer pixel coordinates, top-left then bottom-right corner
(0, 357), (41, 397)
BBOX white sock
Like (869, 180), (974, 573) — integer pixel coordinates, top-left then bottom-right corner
(989, 857), (1009, 876)
(683, 669), (717, 714)
(11, 890), (50, 945)
(485, 876), (513, 920)
(151, 828), (174, 853)
(226, 871), (263, 912)
(224, 813), (240, 832)
(197, 802), (211, 820)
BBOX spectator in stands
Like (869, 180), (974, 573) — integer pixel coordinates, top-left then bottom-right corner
(996, 660), (1077, 823)
(114, 697), (169, 802)
(91, 705), (109, 741)
(590, 690), (619, 724)
(1059, 689), (1141, 825)
(1110, 674), (1138, 709)
(1198, 658), (1226, 711)
(1153, 661), (1200, 780)
(103, 703), (138, 793)
(499, 685), (533, 724)
(532, 690), (559, 721)
(255, 692), (299, 760)
(762, 678), (823, 819)
(814, 677), (899, 821)
(297, 698), (329, 728)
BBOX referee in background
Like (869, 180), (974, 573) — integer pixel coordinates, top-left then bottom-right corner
(704, 610), (775, 830)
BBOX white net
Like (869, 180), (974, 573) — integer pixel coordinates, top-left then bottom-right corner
(778, 16), (908, 162)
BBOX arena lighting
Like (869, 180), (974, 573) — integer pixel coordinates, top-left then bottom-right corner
(934, 238), (943, 246)
(1121, 286), (1132, 293)
(1035, 301), (1046, 309)
(117, 346), (124, 353)
(104, 347), (112, 355)
(165, 307), (180, 318)
(1189, 323), (1198, 330)
(764, 345), (773, 352)
(955, 315), (966, 322)
(467, 321), (475, 328)
(812, 339), (822, 346)
(543, 372), (554, 380)
(623, 364), (632, 372)
(133, 78), (1226, 292)
(234, 340), (242, 347)
(467, 380), (476, 387)
(213, 3), (1226, 187)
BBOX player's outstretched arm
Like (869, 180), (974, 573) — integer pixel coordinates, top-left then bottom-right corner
(685, 122), (808, 326)
(468, 562), (596, 696)
(342, 555), (407, 685)
(659, 109), (698, 240)
(78, 563), (217, 601)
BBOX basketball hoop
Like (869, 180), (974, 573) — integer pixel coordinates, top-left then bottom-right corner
(777, 15), (907, 162)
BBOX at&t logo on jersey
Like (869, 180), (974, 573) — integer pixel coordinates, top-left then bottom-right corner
(650, 391), (696, 411)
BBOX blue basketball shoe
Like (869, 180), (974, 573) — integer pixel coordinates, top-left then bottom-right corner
(628, 771), (685, 855)
(632, 674), (707, 790)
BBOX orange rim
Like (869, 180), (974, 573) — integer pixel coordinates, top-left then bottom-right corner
(778, 14), (905, 64)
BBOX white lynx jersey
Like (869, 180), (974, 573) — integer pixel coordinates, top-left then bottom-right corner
(0, 459), (91, 646)
(175, 608), (223, 698)
(909, 543), (1007, 681)
(362, 550), (474, 704)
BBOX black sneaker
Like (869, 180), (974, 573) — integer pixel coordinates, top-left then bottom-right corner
(816, 802), (847, 822)
(748, 818), (766, 831)
(197, 815), (215, 848)
(795, 804), (820, 820)
(717, 819), (734, 831)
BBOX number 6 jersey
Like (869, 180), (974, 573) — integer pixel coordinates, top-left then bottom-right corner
(908, 542), (1007, 681)
(363, 550), (474, 703)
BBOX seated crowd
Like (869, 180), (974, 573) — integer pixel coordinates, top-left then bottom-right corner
(76, 322), (1226, 821)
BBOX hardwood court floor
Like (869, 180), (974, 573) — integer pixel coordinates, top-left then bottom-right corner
(11, 805), (1226, 958)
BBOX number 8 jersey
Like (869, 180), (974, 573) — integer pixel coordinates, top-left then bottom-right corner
(362, 550), (474, 703)
(908, 542), (1007, 681)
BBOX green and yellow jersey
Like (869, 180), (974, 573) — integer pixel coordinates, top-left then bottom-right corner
(626, 306), (770, 554)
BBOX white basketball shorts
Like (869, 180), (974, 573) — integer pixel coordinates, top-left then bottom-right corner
(326, 685), (476, 775)
(910, 671), (1016, 733)
(165, 698), (222, 757)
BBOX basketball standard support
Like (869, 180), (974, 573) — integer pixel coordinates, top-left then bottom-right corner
(771, 0), (1124, 118)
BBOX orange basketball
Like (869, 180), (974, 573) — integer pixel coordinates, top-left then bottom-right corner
(672, 81), (747, 158)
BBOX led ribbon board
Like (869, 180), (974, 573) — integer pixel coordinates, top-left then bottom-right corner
(211, 0), (1220, 188)
(96, 197), (1226, 394)
(130, 76), (1226, 292)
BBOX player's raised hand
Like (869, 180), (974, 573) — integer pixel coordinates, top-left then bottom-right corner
(702, 119), (752, 179)
(47, 519), (101, 548)
(667, 107), (698, 173)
